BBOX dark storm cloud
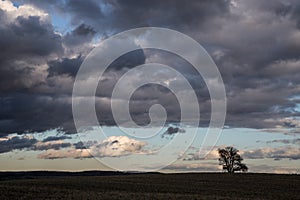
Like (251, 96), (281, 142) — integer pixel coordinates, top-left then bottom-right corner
(1, 0), (300, 136)
(65, 0), (104, 24)
(291, 4), (300, 28)
(63, 23), (96, 47)
(99, 0), (231, 31)
(0, 15), (62, 57)
(0, 93), (75, 135)
(72, 24), (96, 36)
(48, 56), (83, 77)
(107, 49), (146, 71)
(0, 13), (62, 93)
(17, 0), (231, 33)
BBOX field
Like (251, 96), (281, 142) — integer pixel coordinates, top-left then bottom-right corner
(0, 172), (299, 199)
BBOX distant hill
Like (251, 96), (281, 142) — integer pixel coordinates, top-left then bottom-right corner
(0, 170), (161, 180)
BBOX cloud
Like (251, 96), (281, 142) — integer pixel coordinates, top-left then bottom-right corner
(0, 135), (37, 153)
(267, 138), (300, 145)
(245, 164), (299, 174)
(34, 140), (72, 151)
(241, 146), (300, 160)
(42, 135), (72, 142)
(161, 126), (186, 138)
(1, 0), (300, 135)
(180, 147), (220, 161)
(38, 136), (150, 159)
(0, 6), (62, 93)
(0, 94), (75, 135)
(263, 117), (300, 134)
(47, 56), (83, 77)
(90, 136), (148, 157)
(37, 148), (92, 159)
(0, 134), (74, 154)
(163, 162), (220, 172)
(0, 0), (49, 22)
(101, 0), (231, 32)
(62, 23), (96, 56)
(180, 145), (300, 162)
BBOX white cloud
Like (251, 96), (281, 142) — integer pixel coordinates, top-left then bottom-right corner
(90, 136), (148, 157)
(0, 1), (49, 23)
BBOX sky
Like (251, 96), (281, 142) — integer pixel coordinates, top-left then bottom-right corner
(0, 0), (300, 173)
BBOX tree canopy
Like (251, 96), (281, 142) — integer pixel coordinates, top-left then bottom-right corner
(218, 146), (248, 173)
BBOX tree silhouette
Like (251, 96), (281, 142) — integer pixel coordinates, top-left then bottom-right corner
(218, 146), (248, 173)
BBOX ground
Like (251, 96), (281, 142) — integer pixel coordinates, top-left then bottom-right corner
(0, 172), (299, 199)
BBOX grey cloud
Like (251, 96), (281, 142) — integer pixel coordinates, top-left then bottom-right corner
(73, 141), (97, 149)
(65, 0), (104, 25)
(101, 0), (231, 32)
(0, 94), (75, 135)
(267, 138), (300, 145)
(71, 23), (96, 36)
(161, 126), (186, 138)
(0, 134), (73, 154)
(0, 15), (62, 57)
(1, 0), (300, 135)
(0, 14), (62, 94)
(63, 24), (96, 48)
(17, 0), (232, 33)
(73, 141), (85, 149)
(42, 135), (72, 142)
(106, 49), (146, 71)
(38, 136), (149, 159)
(242, 146), (300, 160)
(0, 136), (37, 153)
(48, 56), (83, 77)
(33, 141), (72, 151)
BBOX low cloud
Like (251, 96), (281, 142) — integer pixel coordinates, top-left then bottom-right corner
(267, 138), (300, 145)
(181, 147), (220, 161)
(42, 135), (72, 142)
(163, 162), (220, 172)
(242, 146), (300, 160)
(34, 140), (72, 151)
(263, 117), (300, 135)
(37, 148), (91, 159)
(0, 134), (72, 154)
(0, 135), (37, 153)
(38, 136), (150, 159)
(90, 136), (148, 157)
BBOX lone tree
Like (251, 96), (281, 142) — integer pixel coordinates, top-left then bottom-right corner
(218, 146), (248, 173)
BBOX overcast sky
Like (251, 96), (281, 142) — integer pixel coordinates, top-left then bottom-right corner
(0, 0), (300, 173)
